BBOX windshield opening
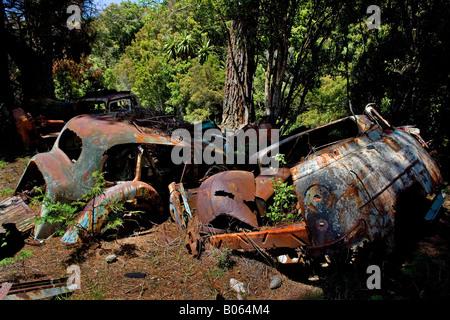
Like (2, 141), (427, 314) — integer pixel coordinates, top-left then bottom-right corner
(58, 129), (82, 163)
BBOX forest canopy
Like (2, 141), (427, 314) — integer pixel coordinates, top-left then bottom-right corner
(1, 0), (449, 169)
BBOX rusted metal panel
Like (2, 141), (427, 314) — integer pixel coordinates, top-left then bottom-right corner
(169, 182), (203, 255)
(248, 115), (376, 165)
(209, 222), (310, 251)
(61, 181), (160, 243)
(254, 167), (291, 202)
(2, 277), (76, 300)
(0, 282), (13, 300)
(196, 171), (259, 229)
(425, 192), (444, 221)
(63, 114), (177, 154)
(169, 182), (194, 234)
(290, 117), (443, 252)
(12, 107), (40, 146)
(0, 196), (37, 234)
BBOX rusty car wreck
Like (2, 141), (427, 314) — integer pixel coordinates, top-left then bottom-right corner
(0, 111), (208, 244)
(0, 105), (445, 267)
(169, 105), (444, 263)
(6, 91), (141, 152)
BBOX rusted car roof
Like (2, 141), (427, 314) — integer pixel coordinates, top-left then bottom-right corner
(74, 91), (140, 113)
(18, 114), (178, 200)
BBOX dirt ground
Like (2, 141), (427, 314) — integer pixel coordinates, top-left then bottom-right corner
(1, 155), (450, 301)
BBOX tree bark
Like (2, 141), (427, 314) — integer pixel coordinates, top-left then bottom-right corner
(0, 1), (13, 106)
(263, 0), (342, 123)
(222, 6), (258, 130)
(263, 0), (297, 123)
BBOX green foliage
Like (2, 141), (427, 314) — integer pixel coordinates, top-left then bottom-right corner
(91, 2), (147, 63)
(53, 57), (103, 101)
(0, 231), (9, 248)
(89, 0), (225, 117)
(0, 249), (33, 269)
(0, 160), (8, 169)
(213, 248), (233, 269)
(2, 0), (97, 104)
(103, 201), (126, 230)
(31, 187), (79, 236)
(266, 154), (298, 223)
(292, 75), (349, 130)
(267, 178), (297, 223)
(103, 200), (145, 233)
(82, 170), (107, 203)
(32, 171), (107, 237)
(169, 56), (224, 121)
(184, 108), (211, 123)
(0, 188), (14, 197)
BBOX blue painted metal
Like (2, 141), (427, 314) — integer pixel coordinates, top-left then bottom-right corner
(3, 277), (77, 300)
(425, 192), (445, 221)
(61, 181), (158, 243)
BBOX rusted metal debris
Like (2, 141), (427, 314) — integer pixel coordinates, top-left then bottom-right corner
(1, 278), (77, 300)
(0, 112), (193, 243)
(0, 197), (37, 234)
(0, 104), (445, 266)
(0, 108), (220, 244)
(196, 170), (259, 230)
(0, 282), (13, 300)
(170, 105), (444, 263)
(62, 181), (162, 243)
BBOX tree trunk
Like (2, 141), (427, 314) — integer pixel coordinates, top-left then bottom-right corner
(222, 17), (257, 130)
(263, 0), (297, 123)
(0, 1), (13, 106)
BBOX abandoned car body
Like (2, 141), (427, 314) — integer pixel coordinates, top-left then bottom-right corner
(0, 104), (444, 265)
(6, 92), (140, 151)
(170, 106), (444, 263)
(74, 91), (140, 114)
(1, 113), (190, 242)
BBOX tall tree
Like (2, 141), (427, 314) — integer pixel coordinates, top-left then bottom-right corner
(261, 0), (345, 123)
(220, 0), (347, 127)
(0, 0), (13, 106)
(2, 0), (95, 105)
(221, 0), (260, 129)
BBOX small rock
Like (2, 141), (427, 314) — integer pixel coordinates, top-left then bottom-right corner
(308, 275), (320, 281)
(269, 275), (282, 290)
(230, 278), (246, 294)
(105, 254), (117, 263)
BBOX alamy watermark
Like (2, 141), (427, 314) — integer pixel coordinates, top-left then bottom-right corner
(66, 5), (81, 30)
(171, 123), (280, 173)
(66, 264), (81, 290)
(366, 265), (381, 289)
(367, 5), (381, 30)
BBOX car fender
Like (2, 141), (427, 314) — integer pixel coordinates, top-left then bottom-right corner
(61, 181), (160, 243)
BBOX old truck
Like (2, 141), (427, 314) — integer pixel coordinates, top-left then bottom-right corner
(169, 105), (444, 263)
(7, 91), (140, 151)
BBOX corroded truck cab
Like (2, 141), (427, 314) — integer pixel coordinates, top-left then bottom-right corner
(289, 108), (443, 255)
